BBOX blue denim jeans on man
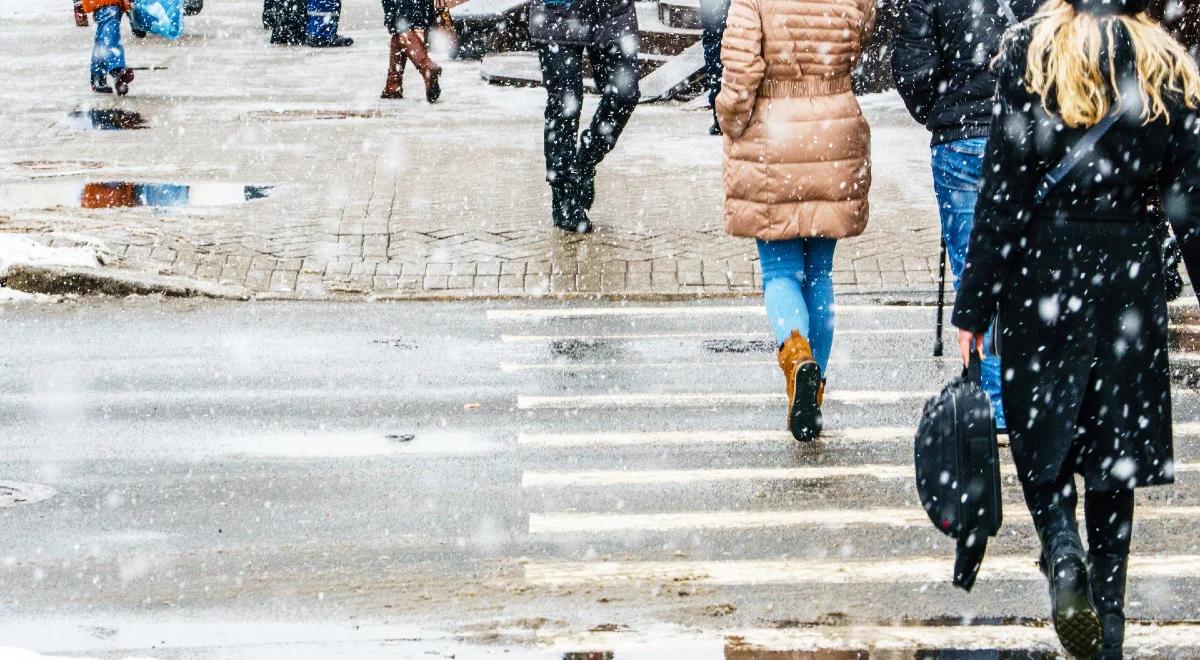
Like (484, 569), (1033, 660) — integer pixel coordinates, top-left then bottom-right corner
(757, 237), (837, 375)
(931, 137), (1006, 429)
(91, 6), (126, 82)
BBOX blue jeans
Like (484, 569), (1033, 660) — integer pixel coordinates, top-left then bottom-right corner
(757, 238), (837, 375)
(91, 6), (126, 80)
(932, 137), (1007, 429)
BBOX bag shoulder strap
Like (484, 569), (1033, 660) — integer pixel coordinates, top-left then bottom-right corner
(1034, 110), (1121, 205)
(996, 0), (1019, 25)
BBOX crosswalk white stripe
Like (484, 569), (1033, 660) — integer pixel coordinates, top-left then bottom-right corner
(545, 624), (1200, 653)
(500, 357), (956, 372)
(519, 427), (912, 447)
(522, 462), (1199, 487)
(500, 329), (929, 342)
(517, 390), (932, 410)
(524, 555), (1200, 586)
(487, 305), (934, 321)
(519, 423), (1200, 447)
(529, 506), (1200, 533)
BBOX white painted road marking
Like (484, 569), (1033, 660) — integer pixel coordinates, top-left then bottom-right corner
(528, 506), (1200, 533)
(519, 423), (1200, 447)
(487, 304), (936, 321)
(522, 462), (1199, 487)
(517, 426), (914, 448)
(517, 390), (934, 410)
(500, 329), (929, 343)
(524, 555), (1200, 586)
(545, 624), (1200, 654)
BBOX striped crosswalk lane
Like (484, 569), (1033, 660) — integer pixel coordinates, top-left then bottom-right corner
(493, 302), (1200, 655)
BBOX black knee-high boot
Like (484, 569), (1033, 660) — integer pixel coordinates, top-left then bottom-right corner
(1086, 488), (1135, 660)
(1022, 476), (1101, 659)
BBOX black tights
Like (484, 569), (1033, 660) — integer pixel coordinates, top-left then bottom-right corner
(1020, 472), (1135, 560)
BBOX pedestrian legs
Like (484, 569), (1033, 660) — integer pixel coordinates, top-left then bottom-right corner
(91, 6), (132, 94)
(1085, 488), (1135, 659)
(699, 0), (730, 134)
(538, 43), (591, 233)
(1020, 472), (1103, 658)
(931, 137), (1006, 429)
(757, 238), (837, 374)
(399, 30), (443, 102)
(576, 39), (640, 209)
(759, 237), (836, 442)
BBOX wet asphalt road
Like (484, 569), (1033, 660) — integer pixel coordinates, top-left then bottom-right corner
(2, 298), (1200, 659)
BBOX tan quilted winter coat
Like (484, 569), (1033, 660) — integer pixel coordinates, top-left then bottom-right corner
(716, 0), (875, 241)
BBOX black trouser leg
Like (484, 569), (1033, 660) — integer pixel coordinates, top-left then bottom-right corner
(538, 43), (585, 186)
(578, 40), (640, 173)
(1085, 488), (1135, 659)
(698, 0), (729, 110)
(1021, 472), (1085, 565)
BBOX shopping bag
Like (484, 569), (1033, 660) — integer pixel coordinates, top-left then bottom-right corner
(131, 0), (183, 39)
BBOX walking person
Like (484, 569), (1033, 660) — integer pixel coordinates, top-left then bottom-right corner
(530, 0), (641, 234)
(952, 0), (1200, 656)
(892, 0), (1039, 432)
(380, 0), (443, 102)
(699, 0), (730, 135)
(83, 0), (136, 95)
(716, 0), (874, 441)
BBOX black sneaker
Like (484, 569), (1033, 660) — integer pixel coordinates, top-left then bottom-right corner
(91, 75), (113, 94)
(709, 119), (722, 136)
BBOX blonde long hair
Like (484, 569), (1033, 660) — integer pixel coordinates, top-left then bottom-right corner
(1025, 0), (1200, 127)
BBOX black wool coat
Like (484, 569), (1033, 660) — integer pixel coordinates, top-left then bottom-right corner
(892, 0), (1040, 146)
(529, 0), (638, 48)
(951, 24), (1200, 492)
(383, 0), (434, 32)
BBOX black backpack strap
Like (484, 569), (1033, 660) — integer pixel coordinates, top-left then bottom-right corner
(954, 534), (988, 591)
(996, 0), (1019, 25)
(1035, 111), (1121, 205)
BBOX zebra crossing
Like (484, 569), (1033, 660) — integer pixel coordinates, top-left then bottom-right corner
(492, 301), (1200, 656)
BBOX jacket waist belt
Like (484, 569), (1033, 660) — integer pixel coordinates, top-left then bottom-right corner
(758, 77), (852, 98)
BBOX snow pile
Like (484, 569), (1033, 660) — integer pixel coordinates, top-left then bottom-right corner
(0, 649), (156, 660)
(0, 233), (104, 304)
(0, 234), (102, 276)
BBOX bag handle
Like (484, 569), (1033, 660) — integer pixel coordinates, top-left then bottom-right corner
(1034, 110), (1121, 205)
(996, 0), (1019, 25)
(961, 350), (983, 385)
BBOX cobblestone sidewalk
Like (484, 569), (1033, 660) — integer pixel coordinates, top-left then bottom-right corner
(1, 0), (943, 300)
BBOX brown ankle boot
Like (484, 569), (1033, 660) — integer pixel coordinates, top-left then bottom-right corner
(400, 29), (442, 103)
(381, 33), (406, 99)
(778, 330), (822, 442)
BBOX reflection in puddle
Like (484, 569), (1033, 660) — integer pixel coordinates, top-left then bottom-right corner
(0, 182), (272, 210)
(67, 109), (148, 130)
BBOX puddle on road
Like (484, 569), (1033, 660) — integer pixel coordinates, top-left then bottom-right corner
(703, 338), (776, 354)
(550, 338), (623, 361)
(67, 109), (148, 131)
(0, 182), (272, 210)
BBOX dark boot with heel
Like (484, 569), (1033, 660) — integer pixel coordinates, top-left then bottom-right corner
(1041, 532), (1102, 659)
(550, 183), (592, 234)
(1090, 552), (1129, 659)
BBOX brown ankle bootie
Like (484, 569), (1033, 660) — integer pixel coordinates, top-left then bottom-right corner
(778, 330), (822, 442)
(381, 33), (407, 99)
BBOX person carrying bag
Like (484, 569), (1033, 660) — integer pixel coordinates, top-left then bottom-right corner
(949, 1), (1200, 657)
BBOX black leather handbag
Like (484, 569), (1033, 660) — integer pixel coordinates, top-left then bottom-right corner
(914, 352), (1003, 591)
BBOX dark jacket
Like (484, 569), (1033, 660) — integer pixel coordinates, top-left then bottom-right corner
(951, 25), (1200, 492)
(383, 0), (434, 32)
(891, 0), (1039, 146)
(529, 0), (638, 48)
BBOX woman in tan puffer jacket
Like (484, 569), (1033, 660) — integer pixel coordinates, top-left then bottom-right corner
(716, 0), (874, 441)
